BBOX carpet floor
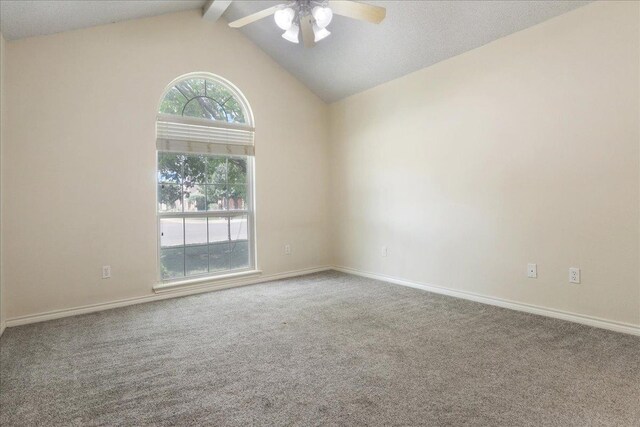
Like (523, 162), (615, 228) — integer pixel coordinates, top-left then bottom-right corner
(1, 271), (639, 426)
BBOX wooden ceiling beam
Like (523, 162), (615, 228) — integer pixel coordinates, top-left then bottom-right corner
(202, 0), (233, 22)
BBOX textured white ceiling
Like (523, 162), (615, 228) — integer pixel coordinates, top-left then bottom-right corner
(0, 0), (590, 102)
(0, 0), (204, 40)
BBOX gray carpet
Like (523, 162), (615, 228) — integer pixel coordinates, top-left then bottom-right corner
(1, 271), (639, 426)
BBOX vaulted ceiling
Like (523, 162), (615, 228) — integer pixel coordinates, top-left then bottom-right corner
(0, 0), (590, 102)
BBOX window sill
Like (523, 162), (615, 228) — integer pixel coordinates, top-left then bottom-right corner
(153, 270), (263, 294)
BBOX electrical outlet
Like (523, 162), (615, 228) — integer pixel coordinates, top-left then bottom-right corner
(569, 267), (580, 284)
(102, 265), (111, 279)
(381, 246), (388, 257)
(284, 244), (291, 255)
(527, 263), (537, 278)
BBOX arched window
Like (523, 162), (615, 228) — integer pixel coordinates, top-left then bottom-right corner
(158, 75), (251, 124)
(156, 73), (256, 283)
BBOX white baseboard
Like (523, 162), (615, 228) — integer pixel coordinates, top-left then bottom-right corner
(5, 265), (639, 337)
(4, 266), (331, 328)
(333, 266), (640, 336)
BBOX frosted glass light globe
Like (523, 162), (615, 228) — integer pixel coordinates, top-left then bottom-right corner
(274, 7), (295, 30)
(312, 24), (331, 42)
(282, 23), (300, 43)
(312, 6), (333, 28)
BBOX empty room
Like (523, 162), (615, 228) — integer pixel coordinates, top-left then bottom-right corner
(0, 0), (638, 425)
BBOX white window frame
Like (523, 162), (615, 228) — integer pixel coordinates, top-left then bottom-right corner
(155, 73), (257, 284)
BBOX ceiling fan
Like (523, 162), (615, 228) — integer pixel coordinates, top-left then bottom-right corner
(226, 1), (386, 48)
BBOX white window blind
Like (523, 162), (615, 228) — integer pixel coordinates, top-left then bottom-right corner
(156, 114), (255, 156)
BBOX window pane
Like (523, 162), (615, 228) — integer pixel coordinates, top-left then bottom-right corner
(221, 96), (246, 124)
(208, 217), (229, 243)
(157, 153), (183, 184)
(183, 98), (225, 121)
(158, 184), (182, 212)
(160, 248), (184, 280)
(160, 218), (183, 248)
(159, 79), (246, 123)
(206, 185), (227, 211)
(185, 218), (207, 245)
(176, 78), (205, 97)
(184, 155), (207, 185)
(186, 245), (209, 276)
(228, 185), (248, 210)
(205, 81), (246, 124)
(183, 184), (206, 212)
(229, 215), (248, 241)
(202, 97), (227, 121)
(207, 157), (227, 184)
(229, 241), (249, 270)
(205, 80), (230, 102)
(209, 242), (229, 272)
(228, 158), (247, 184)
(158, 87), (187, 116)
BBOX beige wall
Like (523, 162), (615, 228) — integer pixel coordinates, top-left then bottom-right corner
(329, 1), (640, 326)
(0, 32), (5, 329)
(3, 10), (330, 319)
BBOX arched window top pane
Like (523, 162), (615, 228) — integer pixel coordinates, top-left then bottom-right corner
(159, 75), (250, 125)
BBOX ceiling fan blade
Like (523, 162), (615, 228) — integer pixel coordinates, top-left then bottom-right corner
(228, 5), (279, 28)
(300, 15), (316, 48)
(328, 1), (386, 24)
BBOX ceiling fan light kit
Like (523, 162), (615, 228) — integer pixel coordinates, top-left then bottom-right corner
(312, 23), (331, 42)
(227, 0), (386, 48)
(282, 23), (301, 43)
(312, 5), (333, 28)
(274, 7), (296, 30)
(274, 1), (333, 44)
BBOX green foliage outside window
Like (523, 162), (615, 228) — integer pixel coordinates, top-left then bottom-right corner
(159, 78), (246, 124)
(158, 153), (248, 211)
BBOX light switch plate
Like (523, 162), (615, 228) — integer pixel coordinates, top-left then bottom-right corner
(527, 263), (537, 278)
